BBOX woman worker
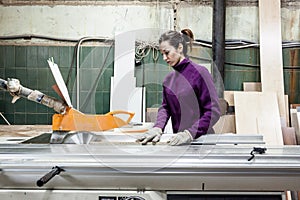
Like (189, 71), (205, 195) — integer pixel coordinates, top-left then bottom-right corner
(137, 29), (221, 146)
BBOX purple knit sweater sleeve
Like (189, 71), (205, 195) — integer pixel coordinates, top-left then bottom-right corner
(187, 67), (220, 138)
(154, 87), (170, 131)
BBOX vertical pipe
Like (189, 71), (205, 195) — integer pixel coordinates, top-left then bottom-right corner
(212, 0), (226, 98)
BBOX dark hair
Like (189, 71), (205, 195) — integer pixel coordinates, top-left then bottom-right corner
(159, 28), (194, 56)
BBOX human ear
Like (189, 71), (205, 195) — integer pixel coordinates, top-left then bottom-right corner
(178, 43), (183, 53)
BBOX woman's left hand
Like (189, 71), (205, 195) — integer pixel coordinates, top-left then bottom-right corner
(167, 130), (193, 146)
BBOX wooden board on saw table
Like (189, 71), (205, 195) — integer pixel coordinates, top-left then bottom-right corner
(0, 125), (52, 137)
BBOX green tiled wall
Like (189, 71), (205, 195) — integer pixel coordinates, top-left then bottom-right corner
(282, 48), (300, 104)
(0, 45), (74, 125)
(0, 44), (299, 125)
(0, 44), (171, 125)
(224, 47), (300, 104)
(224, 47), (261, 91)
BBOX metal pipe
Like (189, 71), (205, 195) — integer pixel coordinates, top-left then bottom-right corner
(0, 112), (11, 125)
(0, 78), (67, 113)
(212, 0), (226, 98)
(75, 37), (108, 110)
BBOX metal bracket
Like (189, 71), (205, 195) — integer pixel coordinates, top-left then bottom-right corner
(248, 147), (267, 161)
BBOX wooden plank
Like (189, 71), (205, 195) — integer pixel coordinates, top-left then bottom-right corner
(284, 95), (289, 127)
(282, 127), (297, 145)
(128, 87), (146, 122)
(290, 108), (300, 144)
(259, 0), (286, 120)
(113, 32), (135, 86)
(291, 104), (300, 109)
(213, 115), (236, 134)
(234, 91), (283, 145)
(0, 125), (52, 137)
(297, 111), (300, 145)
(243, 82), (261, 92)
(110, 32), (145, 122)
(224, 91), (234, 106)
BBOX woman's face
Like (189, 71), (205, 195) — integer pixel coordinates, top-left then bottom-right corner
(159, 41), (184, 67)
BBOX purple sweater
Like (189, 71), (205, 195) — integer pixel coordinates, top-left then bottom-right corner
(154, 58), (220, 139)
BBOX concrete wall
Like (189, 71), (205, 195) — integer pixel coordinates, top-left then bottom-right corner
(0, 1), (299, 42)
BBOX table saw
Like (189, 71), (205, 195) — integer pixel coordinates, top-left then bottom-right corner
(1, 60), (300, 199)
(0, 130), (300, 200)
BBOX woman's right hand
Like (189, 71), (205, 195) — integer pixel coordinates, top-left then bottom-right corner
(136, 127), (163, 145)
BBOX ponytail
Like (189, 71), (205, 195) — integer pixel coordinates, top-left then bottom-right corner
(181, 28), (194, 54)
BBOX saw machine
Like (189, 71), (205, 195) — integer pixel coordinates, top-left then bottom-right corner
(0, 58), (136, 143)
(0, 135), (300, 199)
(1, 59), (300, 199)
(0, 77), (135, 142)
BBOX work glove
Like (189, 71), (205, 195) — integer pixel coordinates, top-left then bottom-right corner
(136, 127), (163, 145)
(167, 130), (193, 146)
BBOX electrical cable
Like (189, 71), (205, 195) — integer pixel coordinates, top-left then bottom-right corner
(0, 34), (114, 107)
(124, 196), (146, 200)
(134, 40), (161, 122)
(135, 41), (160, 62)
(0, 34), (299, 50)
(194, 39), (300, 50)
(1, 35), (299, 91)
(140, 59), (145, 122)
(282, 66), (300, 70)
(134, 38), (300, 72)
(0, 34), (79, 42)
(225, 61), (259, 68)
(75, 37), (111, 109)
(66, 42), (80, 87)
(194, 40), (261, 49)
(190, 55), (300, 70)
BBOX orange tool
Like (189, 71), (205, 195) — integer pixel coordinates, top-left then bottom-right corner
(52, 107), (135, 132)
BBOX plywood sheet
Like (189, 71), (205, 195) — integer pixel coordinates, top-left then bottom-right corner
(243, 82), (261, 92)
(224, 91), (234, 106)
(113, 32), (136, 86)
(234, 91), (283, 145)
(290, 108), (300, 144)
(0, 125), (52, 137)
(110, 32), (145, 122)
(284, 95), (289, 127)
(259, 0), (286, 119)
(213, 115), (236, 134)
(128, 87), (146, 122)
(282, 127), (297, 145)
(297, 111), (300, 145)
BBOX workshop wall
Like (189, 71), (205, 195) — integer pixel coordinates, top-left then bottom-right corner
(0, 1), (299, 41)
(0, 0), (299, 125)
(1, 44), (299, 125)
(0, 44), (171, 125)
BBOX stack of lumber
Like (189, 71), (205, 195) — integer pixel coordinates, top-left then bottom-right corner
(219, 0), (299, 147)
